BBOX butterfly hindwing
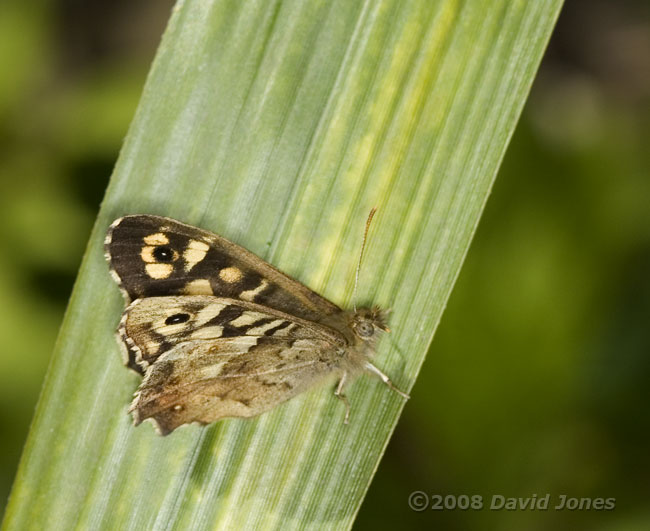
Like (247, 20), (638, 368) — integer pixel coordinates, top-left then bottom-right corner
(131, 338), (344, 435)
(123, 296), (345, 434)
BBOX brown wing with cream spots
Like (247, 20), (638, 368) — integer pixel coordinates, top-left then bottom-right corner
(105, 215), (341, 321)
(123, 295), (348, 435)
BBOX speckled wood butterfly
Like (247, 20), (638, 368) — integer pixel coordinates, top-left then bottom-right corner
(105, 212), (408, 435)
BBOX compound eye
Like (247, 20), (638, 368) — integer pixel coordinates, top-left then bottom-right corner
(356, 320), (374, 337)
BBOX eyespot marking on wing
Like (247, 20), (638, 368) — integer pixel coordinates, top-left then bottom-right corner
(155, 311), (194, 335)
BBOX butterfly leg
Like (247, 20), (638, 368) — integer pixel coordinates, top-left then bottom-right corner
(364, 362), (410, 399)
(334, 373), (351, 424)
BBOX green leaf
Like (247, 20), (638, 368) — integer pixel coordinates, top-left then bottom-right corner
(3, 0), (563, 529)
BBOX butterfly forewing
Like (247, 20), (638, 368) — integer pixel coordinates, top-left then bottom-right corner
(105, 215), (340, 321)
(132, 333), (342, 435)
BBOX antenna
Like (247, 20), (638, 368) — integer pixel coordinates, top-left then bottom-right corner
(353, 207), (377, 312)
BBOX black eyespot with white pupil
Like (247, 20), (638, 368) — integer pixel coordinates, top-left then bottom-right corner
(356, 320), (374, 337)
(165, 313), (190, 325)
(153, 246), (175, 262)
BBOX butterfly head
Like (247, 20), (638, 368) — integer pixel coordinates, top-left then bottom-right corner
(351, 307), (390, 341)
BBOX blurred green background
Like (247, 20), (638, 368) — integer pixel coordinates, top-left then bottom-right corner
(0, 1), (648, 529)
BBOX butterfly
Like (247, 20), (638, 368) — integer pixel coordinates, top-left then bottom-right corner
(104, 212), (408, 435)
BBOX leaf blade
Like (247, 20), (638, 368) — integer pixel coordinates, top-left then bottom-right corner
(3, 1), (563, 529)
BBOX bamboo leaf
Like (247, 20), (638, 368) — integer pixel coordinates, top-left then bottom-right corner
(3, 0), (563, 529)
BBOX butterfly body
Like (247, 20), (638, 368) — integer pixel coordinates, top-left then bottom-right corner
(105, 214), (407, 435)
